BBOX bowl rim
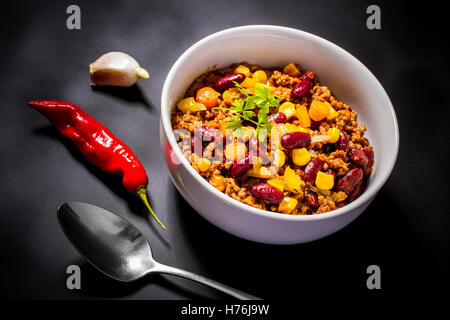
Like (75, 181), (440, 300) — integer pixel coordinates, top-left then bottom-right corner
(161, 25), (399, 222)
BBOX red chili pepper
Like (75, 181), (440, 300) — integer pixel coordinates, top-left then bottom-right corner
(28, 100), (166, 229)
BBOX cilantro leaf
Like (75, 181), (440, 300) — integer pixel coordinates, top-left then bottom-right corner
(225, 117), (241, 129)
(214, 78), (281, 140)
(257, 109), (266, 123)
(244, 98), (255, 110)
(233, 127), (244, 138)
(242, 110), (254, 120)
(234, 81), (251, 96)
(254, 86), (269, 99)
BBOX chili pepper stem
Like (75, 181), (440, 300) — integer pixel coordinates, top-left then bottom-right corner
(136, 187), (167, 230)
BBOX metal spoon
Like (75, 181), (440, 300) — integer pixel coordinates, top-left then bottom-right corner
(57, 201), (260, 300)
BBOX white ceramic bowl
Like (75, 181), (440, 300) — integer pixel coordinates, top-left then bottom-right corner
(160, 25), (399, 244)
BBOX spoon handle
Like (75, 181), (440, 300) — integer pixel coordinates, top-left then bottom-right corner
(152, 262), (261, 300)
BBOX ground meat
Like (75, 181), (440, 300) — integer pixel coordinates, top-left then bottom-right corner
(171, 62), (374, 215)
(270, 70), (299, 88)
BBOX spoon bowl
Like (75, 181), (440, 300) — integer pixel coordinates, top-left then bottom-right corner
(57, 201), (259, 299)
(57, 202), (154, 282)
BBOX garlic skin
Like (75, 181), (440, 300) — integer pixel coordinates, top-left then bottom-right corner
(89, 52), (149, 87)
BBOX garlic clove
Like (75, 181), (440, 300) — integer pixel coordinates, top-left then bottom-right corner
(89, 51), (149, 87)
(135, 67), (149, 80)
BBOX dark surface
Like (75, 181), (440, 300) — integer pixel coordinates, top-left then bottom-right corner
(0, 0), (449, 301)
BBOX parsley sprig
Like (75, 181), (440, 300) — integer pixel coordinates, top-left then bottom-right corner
(216, 82), (280, 141)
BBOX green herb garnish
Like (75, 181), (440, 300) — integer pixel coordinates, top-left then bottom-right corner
(215, 82), (280, 141)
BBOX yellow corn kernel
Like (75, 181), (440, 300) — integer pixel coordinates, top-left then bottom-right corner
(190, 153), (200, 164)
(242, 126), (255, 142)
(267, 179), (285, 192)
(315, 171), (334, 190)
(298, 126), (309, 133)
(270, 124), (290, 151)
(234, 65), (251, 77)
(279, 102), (296, 119)
(251, 156), (262, 171)
(292, 148), (311, 166)
(222, 87), (240, 100)
(271, 149), (286, 168)
(197, 158), (211, 172)
(241, 77), (257, 89)
(285, 123), (309, 133)
(222, 90), (232, 100)
(283, 122), (299, 132)
(283, 63), (300, 77)
(284, 166), (301, 191)
(273, 123), (290, 135)
(225, 142), (246, 162)
(284, 123), (296, 132)
(210, 175), (226, 192)
(252, 70), (268, 84)
(255, 82), (275, 93)
(177, 97), (206, 112)
(326, 103), (339, 120)
(247, 166), (275, 178)
(327, 128), (340, 143)
(296, 105), (311, 128)
(278, 197), (298, 213)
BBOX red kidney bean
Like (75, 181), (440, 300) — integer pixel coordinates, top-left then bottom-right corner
(336, 168), (363, 194)
(325, 169), (335, 178)
(250, 183), (284, 204)
(231, 152), (256, 177)
(348, 180), (363, 202)
(304, 191), (319, 208)
(268, 112), (287, 124)
(363, 146), (374, 177)
(303, 158), (324, 183)
(235, 174), (249, 182)
(299, 71), (316, 83)
(336, 131), (348, 151)
(190, 136), (203, 156)
(280, 132), (311, 150)
(349, 147), (369, 167)
(214, 73), (246, 91)
(290, 79), (312, 99)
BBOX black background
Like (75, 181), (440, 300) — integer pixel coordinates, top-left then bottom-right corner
(1, 0), (449, 302)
